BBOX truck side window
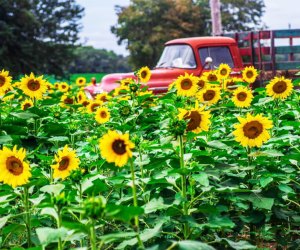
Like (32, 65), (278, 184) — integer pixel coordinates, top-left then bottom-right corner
(199, 47), (234, 68)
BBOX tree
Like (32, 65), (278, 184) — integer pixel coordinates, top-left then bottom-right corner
(112, 0), (265, 68)
(111, 0), (207, 69)
(68, 46), (131, 73)
(0, 0), (84, 77)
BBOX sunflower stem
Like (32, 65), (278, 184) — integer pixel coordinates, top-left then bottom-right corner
(56, 208), (63, 250)
(179, 135), (189, 239)
(89, 219), (97, 250)
(129, 158), (144, 249)
(23, 186), (32, 248)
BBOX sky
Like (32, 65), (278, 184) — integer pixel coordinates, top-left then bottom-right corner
(76, 0), (300, 55)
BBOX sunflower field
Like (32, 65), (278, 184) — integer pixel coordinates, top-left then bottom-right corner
(0, 65), (299, 250)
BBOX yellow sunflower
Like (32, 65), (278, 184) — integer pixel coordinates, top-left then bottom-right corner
(197, 85), (221, 105)
(0, 69), (13, 96)
(196, 76), (208, 91)
(223, 77), (240, 92)
(233, 113), (273, 148)
(51, 145), (80, 180)
(99, 130), (135, 167)
(0, 146), (31, 188)
(203, 70), (219, 82)
(178, 105), (211, 134)
(218, 63), (231, 79)
(60, 94), (74, 108)
(242, 66), (258, 84)
(86, 100), (103, 113)
(21, 99), (34, 110)
(137, 66), (151, 83)
(120, 78), (134, 87)
(266, 76), (294, 99)
(58, 82), (70, 93)
(175, 73), (198, 97)
(76, 91), (87, 104)
(76, 77), (87, 87)
(232, 87), (254, 108)
(18, 73), (48, 100)
(95, 107), (110, 124)
(114, 85), (129, 96)
(95, 92), (110, 102)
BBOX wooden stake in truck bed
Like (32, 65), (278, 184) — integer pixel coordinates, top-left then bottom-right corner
(85, 29), (300, 97)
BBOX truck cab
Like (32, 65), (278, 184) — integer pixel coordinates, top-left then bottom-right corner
(85, 36), (244, 97)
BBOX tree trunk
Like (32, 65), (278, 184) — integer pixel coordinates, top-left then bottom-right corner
(210, 0), (222, 36)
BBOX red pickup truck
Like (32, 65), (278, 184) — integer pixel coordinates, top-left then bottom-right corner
(84, 29), (300, 97)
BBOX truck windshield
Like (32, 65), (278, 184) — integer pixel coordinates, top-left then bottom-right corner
(156, 45), (196, 69)
(199, 46), (234, 68)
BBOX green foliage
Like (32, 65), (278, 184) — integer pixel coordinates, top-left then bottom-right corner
(0, 0), (84, 77)
(0, 71), (299, 249)
(68, 46), (131, 74)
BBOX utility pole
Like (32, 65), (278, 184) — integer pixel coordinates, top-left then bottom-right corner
(210, 0), (222, 36)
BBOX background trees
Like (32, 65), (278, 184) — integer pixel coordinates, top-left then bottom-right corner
(68, 46), (131, 74)
(112, 0), (265, 69)
(0, 0), (84, 77)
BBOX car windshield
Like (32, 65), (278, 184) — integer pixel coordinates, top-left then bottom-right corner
(199, 46), (234, 68)
(156, 45), (196, 69)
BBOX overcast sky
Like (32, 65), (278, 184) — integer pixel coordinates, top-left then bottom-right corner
(76, 0), (300, 55)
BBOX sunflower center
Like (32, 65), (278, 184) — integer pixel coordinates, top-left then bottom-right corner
(272, 80), (287, 94)
(6, 156), (23, 176)
(112, 140), (126, 155)
(0, 76), (5, 87)
(100, 111), (107, 118)
(82, 100), (89, 107)
(79, 79), (83, 83)
(141, 71), (147, 78)
(78, 95), (82, 101)
(58, 157), (70, 171)
(203, 90), (216, 101)
(181, 79), (192, 90)
(64, 97), (74, 104)
(91, 103), (100, 112)
(197, 80), (205, 89)
(246, 71), (253, 78)
(220, 69), (227, 76)
(27, 80), (40, 91)
(184, 111), (202, 131)
(243, 121), (263, 139)
(23, 103), (32, 110)
(208, 74), (218, 81)
(237, 92), (247, 101)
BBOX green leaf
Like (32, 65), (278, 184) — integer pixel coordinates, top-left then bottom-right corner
(260, 177), (273, 188)
(193, 173), (209, 187)
(0, 215), (10, 229)
(279, 184), (295, 194)
(105, 204), (144, 223)
(48, 136), (69, 142)
(100, 232), (136, 244)
(247, 195), (274, 210)
(36, 227), (68, 246)
(176, 240), (216, 250)
(143, 197), (171, 214)
(41, 207), (58, 221)
(40, 184), (65, 196)
(10, 112), (39, 119)
(207, 216), (235, 229)
(0, 135), (13, 144)
(217, 237), (256, 249)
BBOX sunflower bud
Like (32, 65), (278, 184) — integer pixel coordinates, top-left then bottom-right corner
(53, 192), (68, 209)
(168, 118), (186, 136)
(83, 196), (106, 219)
(129, 83), (139, 93)
(119, 104), (132, 117)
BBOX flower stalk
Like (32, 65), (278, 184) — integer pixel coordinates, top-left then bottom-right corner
(129, 158), (144, 249)
(23, 186), (32, 247)
(179, 135), (189, 239)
